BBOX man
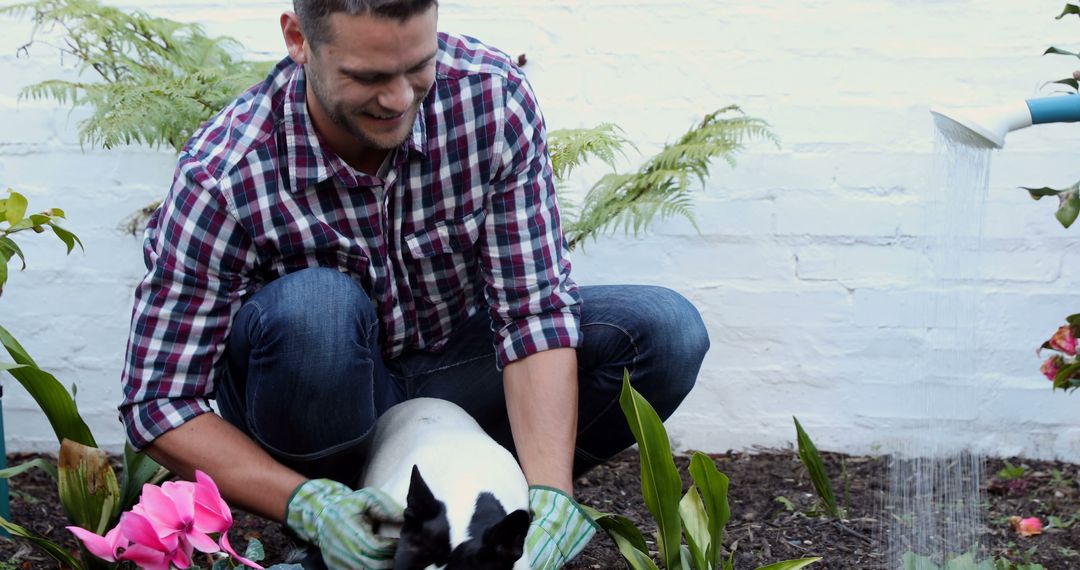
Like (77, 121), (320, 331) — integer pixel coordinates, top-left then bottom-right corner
(120, 0), (709, 567)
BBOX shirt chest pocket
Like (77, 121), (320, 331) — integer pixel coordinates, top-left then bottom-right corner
(403, 209), (486, 303)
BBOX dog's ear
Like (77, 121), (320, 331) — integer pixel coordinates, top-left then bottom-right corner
(479, 509), (530, 564)
(405, 465), (442, 522)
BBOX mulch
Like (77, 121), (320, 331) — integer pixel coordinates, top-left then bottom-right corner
(1, 450), (1077, 569)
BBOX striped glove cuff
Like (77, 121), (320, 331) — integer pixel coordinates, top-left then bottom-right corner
(526, 485), (599, 569)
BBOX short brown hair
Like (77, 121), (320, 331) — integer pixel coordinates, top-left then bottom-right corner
(293, 0), (439, 49)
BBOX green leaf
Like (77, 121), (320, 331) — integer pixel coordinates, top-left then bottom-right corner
(1022, 185), (1069, 199)
(0, 237), (26, 270)
(213, 558), (232, 570)
(1056, 3), (1080, 19)
(794, 417), (841, 518)
(581, 505), (659, 570)
(245, 537), (267, 562)
(1044, 46), (1080, 57)
(1056, 190), (1080, 228)
(58, 439), (121, 535)
(1066, 313), (1080, 326)
(119, 442), (170, 516)
(5, 191), (27, 227)
(0, 324), (97, 447)
(1051, 77), (1080, 90)
(0, 362), (24, 372)
(1053, 360), (1080, 389)
(689, 452), (730, 568)
(620, 370), (684, 570)
(49, 223), (83, 254)
(679, 486), (711, 570)
(0, 515), (82, 569)
(0, 457), (58, 481)
(0, 254), (7, 297)
(753, 558), (822, 570)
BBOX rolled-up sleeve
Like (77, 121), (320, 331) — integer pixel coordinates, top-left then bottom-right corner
(119, 156), (255, 449)
(484, 73), (581, 368)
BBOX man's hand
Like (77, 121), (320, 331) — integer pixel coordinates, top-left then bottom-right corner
(286, 479), (405, 569)
(525, 486), (597, 569)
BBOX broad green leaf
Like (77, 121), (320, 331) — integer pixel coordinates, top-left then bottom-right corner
(794, 417), (841, 518)
(245, 537), (267, 562)
(1022, 186), (1067, 199)
(0, 237), (26, 270)
(679, 486), (710, 570)
(0, 254), (7, 296)
(1067, 313), (1080, 327)
(0, 457), (58, 481)
(753, 557), (822, 570)
(0, 362), (23, 372)
(1056, 191), (1080, 228)
(1051, 77), (1080, 90)
(0, 324), (96, 447)
(1056, 3), (1080, 19)
(0, 515), (81, 569)
(119, 442), (170, 516)
(28, 213), (52, 227)
(679, 545), (693, 570)
(49, 223), (83, 253)
(5, 191), (27, 227)
(1044, 46), (1080, 57)
(59, 439), (121, 535)
(689, 452), (730, 568)
(581, 505), (656, 569)
(213, 558), (232, 570)
(620, 370), (683, 570)
(1053, 360), (1080, 389)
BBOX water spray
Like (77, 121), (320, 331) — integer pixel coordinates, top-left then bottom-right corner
(930, 94), (1080, 148)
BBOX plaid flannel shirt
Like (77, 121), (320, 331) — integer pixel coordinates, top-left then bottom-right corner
(119, 33), (581, 449)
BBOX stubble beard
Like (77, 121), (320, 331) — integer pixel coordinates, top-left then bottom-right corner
(308, 66), (425, 152)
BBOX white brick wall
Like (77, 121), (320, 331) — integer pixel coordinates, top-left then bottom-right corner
(2, 1), (1079, 460)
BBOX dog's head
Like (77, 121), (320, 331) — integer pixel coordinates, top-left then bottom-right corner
(394, 465), (530, 570)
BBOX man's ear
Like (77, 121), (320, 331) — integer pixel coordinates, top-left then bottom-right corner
(405, 465), (443, 521)
(280, 11), (309, 64)
(480, 509), (530, 563)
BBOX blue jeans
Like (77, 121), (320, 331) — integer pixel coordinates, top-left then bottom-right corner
(216, 268), (709, 484)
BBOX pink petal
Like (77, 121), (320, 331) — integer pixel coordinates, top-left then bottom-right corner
(120, 544), (173, 570)
(193, 470), (233, 531)
(119, 511), (175, 552)
(161, 480), (197, 524)
(67, 526), (125, 562)
(140, 483), (184, 530)
(220, 532), (265, 570)
(187, 528), (222, 554)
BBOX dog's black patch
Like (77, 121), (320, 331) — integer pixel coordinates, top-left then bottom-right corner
(447, 507), (530, 569)
(467, 492), (508, 539)
(394, 466), (452, 570)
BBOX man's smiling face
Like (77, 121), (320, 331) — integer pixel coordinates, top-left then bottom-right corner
(300, 5), (438, 156)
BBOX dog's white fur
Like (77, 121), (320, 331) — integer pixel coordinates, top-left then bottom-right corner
(360, 398), (530, 565)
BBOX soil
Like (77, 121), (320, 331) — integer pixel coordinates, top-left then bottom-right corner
(0, 450), (1077, 569)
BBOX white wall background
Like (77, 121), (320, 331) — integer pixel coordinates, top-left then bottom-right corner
(1, 0), (1079, 460)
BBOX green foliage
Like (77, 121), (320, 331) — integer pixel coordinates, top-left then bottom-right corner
(589, 371), (819, 569)
(996, 461), (1027, 481)
(0, 190), (170, 568)
(2, 0), (274, 153)
(552, 107), (776, 250)
(793, 417), (844, 519)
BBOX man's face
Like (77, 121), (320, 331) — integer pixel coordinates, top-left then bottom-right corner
(302, 6), (438, 154)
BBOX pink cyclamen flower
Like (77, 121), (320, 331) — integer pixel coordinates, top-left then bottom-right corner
(66, 524), (126, 563)
(1041, 355), (1065, 381)
(68, 470), (263, 570)
(1010, 516), (1043, 537)
(1049, 326), (1079, 356)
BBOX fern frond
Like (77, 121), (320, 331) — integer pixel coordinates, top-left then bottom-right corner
(565, 106), (776, 250)
(548, 123), (634, 182)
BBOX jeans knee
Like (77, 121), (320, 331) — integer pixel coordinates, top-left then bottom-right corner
(246, 267), (376, 353)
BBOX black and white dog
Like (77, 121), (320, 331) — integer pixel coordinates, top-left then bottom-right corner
(358, 398), (532, 570)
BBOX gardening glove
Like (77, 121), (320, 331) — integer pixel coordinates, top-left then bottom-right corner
(525, 486), (598, 570)
(286, 478), (404, 569)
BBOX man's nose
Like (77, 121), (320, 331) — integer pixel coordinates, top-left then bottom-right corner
(378, 75), (413, 114)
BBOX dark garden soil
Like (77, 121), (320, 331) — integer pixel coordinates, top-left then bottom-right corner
(1, 450), (1077, 569)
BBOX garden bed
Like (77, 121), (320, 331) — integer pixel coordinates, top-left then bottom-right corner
(0, 450), (1076, 569)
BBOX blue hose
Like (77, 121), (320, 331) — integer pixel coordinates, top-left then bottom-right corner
(1027, 95), (1080, 124)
